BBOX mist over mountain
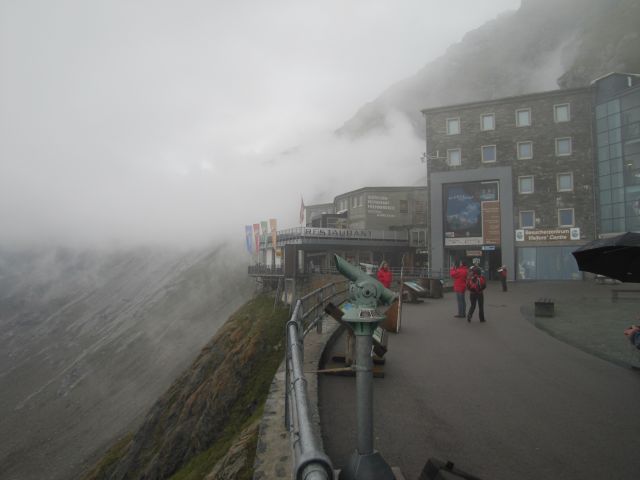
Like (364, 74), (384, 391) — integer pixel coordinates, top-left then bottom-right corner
(338, 0), (640, 138)
(3, 1), (640, 479)
(0, 243), (252, 480)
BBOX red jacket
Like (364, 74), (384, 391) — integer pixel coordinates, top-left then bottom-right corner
(450, 265), (469, 293)
(377, 267), (392, 288)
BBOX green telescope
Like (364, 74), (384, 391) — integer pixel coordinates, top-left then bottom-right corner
(333, 254), (397, 308)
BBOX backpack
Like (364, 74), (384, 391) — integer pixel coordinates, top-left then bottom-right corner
(467, 275), (485, 293)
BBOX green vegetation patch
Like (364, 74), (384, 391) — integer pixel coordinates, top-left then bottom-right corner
(167, 294), (289, 479)
(83, 433), (133, 480)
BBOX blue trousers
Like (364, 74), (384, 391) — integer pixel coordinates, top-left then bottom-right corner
(456, 291), (466, 316)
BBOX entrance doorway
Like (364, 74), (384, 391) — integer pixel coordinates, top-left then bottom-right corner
(447, 248), (502, 280)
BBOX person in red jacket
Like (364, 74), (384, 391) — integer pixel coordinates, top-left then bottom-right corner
(450, 261), (469, 318)
(498, 265), (508, 292)
(466, 266), (487, 322)
(377, 261), (393, 288)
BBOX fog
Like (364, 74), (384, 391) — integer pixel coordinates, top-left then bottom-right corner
(0, 0), (521, 248)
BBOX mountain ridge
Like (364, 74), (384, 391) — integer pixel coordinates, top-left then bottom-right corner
(337, 0), (639, 139)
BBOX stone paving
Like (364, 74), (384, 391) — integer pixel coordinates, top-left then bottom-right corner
(255, 279), (640, 479)
(319, 279), (640, 480)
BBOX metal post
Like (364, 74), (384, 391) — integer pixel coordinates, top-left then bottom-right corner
(355, 330), (373, 455)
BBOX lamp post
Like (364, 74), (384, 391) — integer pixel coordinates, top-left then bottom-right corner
(421, 112), (446, 276)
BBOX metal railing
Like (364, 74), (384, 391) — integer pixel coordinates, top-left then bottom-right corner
(285, 281), (349, 480)
(248, 264), (283, 276)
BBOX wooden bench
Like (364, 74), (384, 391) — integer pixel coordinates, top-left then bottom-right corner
(611, 289), (640, 301)
(534, 298), (555, 317)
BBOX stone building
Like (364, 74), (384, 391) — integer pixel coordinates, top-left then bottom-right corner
(249, 186), (429, 288)
(422, 86), (595, 280)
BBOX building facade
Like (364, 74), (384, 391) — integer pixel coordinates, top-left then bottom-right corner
(593, 73), (640, 235)
(422, 87), (595, 280)
(304, 186), (428, 268)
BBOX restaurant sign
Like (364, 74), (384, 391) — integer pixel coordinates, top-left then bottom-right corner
(515, 228), (580, 242)
(303, 228), (372, 239)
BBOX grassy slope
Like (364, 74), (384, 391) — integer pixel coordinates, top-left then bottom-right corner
(84, 294), (289, 480)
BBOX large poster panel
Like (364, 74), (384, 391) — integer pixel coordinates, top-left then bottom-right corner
(444, 181), (499, 246)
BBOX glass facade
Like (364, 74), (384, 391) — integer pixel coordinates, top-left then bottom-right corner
(596, 87), (640, 233)
(517, 246), (581, 280)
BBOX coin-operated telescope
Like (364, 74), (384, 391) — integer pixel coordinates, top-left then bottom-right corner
(335, 254), (396, 320)
(333, 254), (397, 480)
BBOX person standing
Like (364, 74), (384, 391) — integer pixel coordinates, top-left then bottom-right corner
(466, 266), (487, 322)
(498, 265), (508, 292)
(377, 261), (393, 289)
(450, 261), (468, 318)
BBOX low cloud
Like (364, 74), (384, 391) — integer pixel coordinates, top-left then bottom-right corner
(0, 0), (519, 249)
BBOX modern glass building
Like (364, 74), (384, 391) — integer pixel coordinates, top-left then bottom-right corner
(593, 73), (640, 234)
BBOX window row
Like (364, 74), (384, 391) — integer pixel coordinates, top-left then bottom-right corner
(446, 103), (570, 135)
(519, 209), (575, 228)
(517, 173), (574, 194)
(337, 195), (364, 211)
(446, 138), (572, 165)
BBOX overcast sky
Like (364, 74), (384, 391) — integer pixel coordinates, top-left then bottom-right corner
(0, 0), (521, 248)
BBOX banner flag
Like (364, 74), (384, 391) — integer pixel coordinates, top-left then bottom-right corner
(253, 223), (261, 254)
(299, 196), (305, 225)
(269, 218), (277, 249)
(261, 220), (269, 240)
(245, 225), (254, 254)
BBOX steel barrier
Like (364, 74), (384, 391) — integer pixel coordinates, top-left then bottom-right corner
(285, 281), (349, 480)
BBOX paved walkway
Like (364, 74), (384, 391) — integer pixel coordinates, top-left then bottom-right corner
(319, 280), (640, 480)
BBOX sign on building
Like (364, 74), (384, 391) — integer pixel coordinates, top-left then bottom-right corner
(515, 228), (581, 242)
(444, 181), (501, 246)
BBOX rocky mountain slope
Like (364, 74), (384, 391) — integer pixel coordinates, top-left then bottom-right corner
(0, 243), (252, 480)
(338, 0), (640, 138)
(82, 295), (289, 480)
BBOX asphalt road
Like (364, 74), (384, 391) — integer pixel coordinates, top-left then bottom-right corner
(318, 281), (640, 480)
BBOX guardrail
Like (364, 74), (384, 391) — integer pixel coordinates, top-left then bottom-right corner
(285, 281), (349, 480)
(248, 264), (283, 276)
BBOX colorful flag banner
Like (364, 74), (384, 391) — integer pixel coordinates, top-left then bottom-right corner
(245, 225), (254, 254)
(299, 196), (305, 225)
(269, 218), (278, 249)
(253, 223), (261, 254)
(261, 220), (269, 240)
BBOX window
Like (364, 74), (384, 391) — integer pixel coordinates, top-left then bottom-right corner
(516, 108), (531, 127)
(554, 103), (570, 122)
(556, 137), (572, 156)
(481, 113), (495, 131)
(557, 173), (573, 192)
(399, 200), (408, 214)
(520, 210), (535, 229)
(558, 208), (574, 227)
(481, 145), (496, 163)
(517, 141), (533, 160)
(447, 148), (461, 166)
(446, 117), (460, 135)
(518, 176), (534, 194)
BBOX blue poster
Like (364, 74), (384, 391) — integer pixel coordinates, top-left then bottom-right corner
(444, 182), (498, 241)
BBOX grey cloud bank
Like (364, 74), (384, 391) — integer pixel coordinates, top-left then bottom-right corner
(0, 0), (520, 247)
